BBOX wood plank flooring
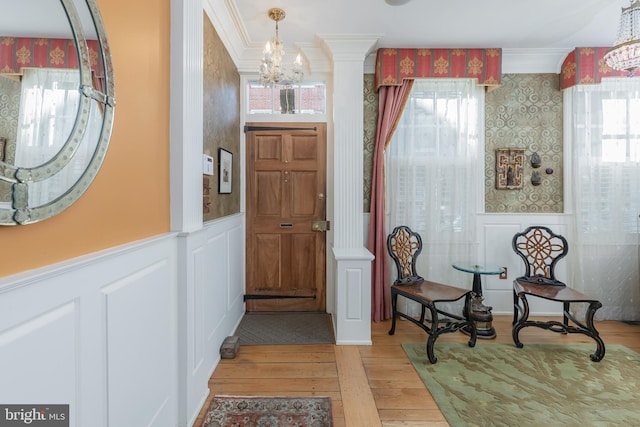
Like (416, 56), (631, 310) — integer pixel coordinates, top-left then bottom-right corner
(194, 315), (640, 426)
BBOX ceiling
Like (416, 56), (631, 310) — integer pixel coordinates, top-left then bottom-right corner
(2, 0), (630, 73)
(234, 0), (624, 49)
(225, 0), (629, 73)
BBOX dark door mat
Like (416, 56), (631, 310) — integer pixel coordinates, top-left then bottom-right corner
(235, 312), (335, 345)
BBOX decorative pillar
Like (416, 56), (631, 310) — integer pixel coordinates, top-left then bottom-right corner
(170, 0), (204, 233)
(320, 35), (380, 344)
(171, 0), (203, 425)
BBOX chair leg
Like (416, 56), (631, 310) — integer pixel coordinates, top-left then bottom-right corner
(463, 293), (477, 348)
(563, 302), (570, 328)
(585, 301), (606, 362)
(512, 293), (529, 348)
(425, 305), (439, 364)
(388, 291), (398, 336)
(512, 289), (518, 325)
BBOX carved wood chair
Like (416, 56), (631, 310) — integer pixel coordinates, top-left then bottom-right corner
(512, 226), (605, 361)
(387, 225), (476, 363)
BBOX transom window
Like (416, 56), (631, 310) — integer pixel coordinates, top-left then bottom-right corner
(246, 81), (326, 115)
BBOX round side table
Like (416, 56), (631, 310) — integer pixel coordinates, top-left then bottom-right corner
(452, 262), (504, 339)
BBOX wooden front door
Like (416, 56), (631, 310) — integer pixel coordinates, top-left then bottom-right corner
(245, 123), (327, 312)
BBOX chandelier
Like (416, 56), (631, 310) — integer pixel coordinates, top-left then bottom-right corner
(604, 0), (640, 74)
(259, 8), (304, 86)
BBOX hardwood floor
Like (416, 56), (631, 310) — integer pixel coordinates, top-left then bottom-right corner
(193, 315), (640, 426)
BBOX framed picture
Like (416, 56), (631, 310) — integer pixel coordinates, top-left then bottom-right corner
(495, 148), (524, 189)
(218, 148), (232, 194)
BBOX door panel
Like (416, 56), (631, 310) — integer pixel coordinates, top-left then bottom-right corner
(291, 171), (318, 217)
(256, 171), (282, 216)
(255, 234), (281, 288)
(246, 123), (326, 312)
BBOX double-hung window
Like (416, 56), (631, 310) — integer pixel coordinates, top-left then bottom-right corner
(385, 78), (483, 283)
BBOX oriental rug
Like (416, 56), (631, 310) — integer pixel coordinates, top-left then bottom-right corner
(202, 395), (333, 427)
(402, 342), (640, 427)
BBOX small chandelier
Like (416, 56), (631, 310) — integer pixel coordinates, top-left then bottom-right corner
(604, 0), (640, 74)
(259, 8), (304, 86)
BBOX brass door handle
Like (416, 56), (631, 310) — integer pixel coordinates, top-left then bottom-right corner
(312, 221), (330, 232)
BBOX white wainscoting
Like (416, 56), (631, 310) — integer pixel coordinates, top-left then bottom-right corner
(0, 233), (179, 427)
(476, 213), (570, 315)
(0, 213), (246, 427)
(177, 213), (245, 426)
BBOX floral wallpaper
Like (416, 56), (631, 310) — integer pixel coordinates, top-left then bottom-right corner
(362, 73), (564, 214)
(363, 74), (378, 213)
(203, 13), (241, 220)
(485, 74), (563, 213)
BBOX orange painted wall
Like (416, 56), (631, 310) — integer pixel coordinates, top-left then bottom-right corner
(0, 0), (171, 277)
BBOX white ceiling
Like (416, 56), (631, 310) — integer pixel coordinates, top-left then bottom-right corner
(2, 0), (630, 73)
(234, 0), (624, 49)
(223, 0), (629, 73)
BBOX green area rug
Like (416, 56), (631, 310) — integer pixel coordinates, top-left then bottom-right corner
(402, 342), (640, 427)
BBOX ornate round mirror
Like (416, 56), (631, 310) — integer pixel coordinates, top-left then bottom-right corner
(0, 0), (115, 225)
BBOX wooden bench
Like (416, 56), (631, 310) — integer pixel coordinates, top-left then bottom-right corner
(512, 226), (605, 361)
(387, 225), (476, 363)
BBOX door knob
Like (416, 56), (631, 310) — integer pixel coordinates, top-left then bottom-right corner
(312, 220), (330, 232)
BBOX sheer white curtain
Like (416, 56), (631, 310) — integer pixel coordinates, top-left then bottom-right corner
(385, 79), (484, 315)
(567, 78), (640, 321)
(16, 67), (101, 207)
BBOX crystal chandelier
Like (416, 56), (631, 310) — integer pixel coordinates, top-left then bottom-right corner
(259, 8), (304, 86)
(604, 0), (640, 74)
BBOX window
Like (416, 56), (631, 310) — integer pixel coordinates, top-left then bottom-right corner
(247, 81), (326, 115)
(572, 79), (640, 238)
(567, 78), (640, 320)
(385, 79), (483, 239)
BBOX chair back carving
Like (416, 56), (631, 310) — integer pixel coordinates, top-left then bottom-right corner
(512, 226), (568, 282)
(387, 225), (424, 285)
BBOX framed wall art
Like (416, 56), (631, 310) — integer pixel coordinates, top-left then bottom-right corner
(495, 148), (524, 189)
(218, 148), (232, 194)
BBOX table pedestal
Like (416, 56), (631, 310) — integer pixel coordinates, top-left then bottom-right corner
(463, 273), (496, 339)
(453, 263), (503, 340)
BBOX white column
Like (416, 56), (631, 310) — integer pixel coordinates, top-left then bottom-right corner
(170, 0), (203, 425)
(320, 35), (380, 345)
(170, 0), (204, 233)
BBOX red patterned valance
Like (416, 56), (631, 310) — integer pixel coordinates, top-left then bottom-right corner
(560, 47), (634, 90)
(375, 48), (502, 91)
(0, 37), (101, 74)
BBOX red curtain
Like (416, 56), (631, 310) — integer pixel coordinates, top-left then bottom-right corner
(560, 47), (635, 90)
(0, 37), (102, 74)
(375, 48), (502, 91)
(369, 47), (502, 321)
(367, 80), (414, 321)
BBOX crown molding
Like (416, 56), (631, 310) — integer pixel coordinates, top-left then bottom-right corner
(203, 0), (248, 66)
(502, 48), (573, 74)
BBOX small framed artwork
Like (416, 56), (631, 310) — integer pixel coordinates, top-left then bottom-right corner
(218, 148), (232, 194)
(495, 148), (525, 190)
